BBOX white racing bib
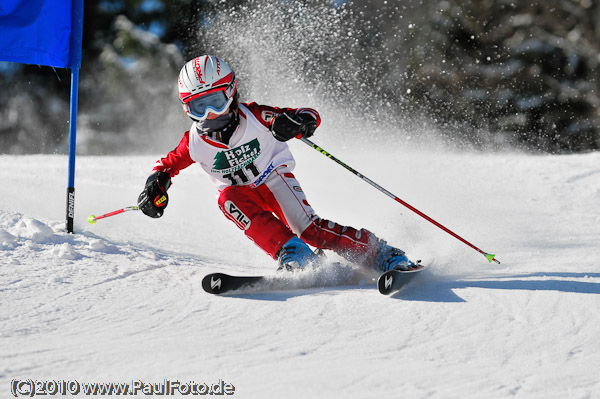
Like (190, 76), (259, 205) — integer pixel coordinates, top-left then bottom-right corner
(187, 104), (296, 190)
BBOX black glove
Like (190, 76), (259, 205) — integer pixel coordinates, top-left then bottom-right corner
(271, 111), (317, 142)
(137, 171), (171, 218)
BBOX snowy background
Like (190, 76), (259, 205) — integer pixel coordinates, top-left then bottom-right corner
(2, 139), (600, 398)
(3, 0), (600, 154)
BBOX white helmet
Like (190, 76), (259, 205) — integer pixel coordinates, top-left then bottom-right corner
(178, 55), (238, 121)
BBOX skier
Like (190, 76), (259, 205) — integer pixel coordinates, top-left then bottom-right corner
(137, 55), (418, 273)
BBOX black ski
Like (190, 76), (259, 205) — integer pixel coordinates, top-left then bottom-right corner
(202, 273), (266, 294)
(202, 264), (364, 295)
(203, 264), (426, 295)
(377, 264), (426, 295)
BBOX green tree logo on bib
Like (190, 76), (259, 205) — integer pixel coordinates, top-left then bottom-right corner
(212, 139), (261, 172)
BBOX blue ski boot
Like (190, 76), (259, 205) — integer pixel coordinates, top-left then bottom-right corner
(276, 236), (321, 272)
(373, 240), (417, 272)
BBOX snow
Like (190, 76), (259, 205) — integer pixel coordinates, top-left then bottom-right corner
(1, 146), (600, 398)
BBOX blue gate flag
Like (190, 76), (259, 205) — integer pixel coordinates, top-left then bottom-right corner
(0, 0), (84, 233)
(0, 0), (83, 68)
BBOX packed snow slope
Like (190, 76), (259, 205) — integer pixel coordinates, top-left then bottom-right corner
(1, 140), (600, 398)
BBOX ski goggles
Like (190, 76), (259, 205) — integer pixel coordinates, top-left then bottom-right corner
(184, 88), (232, 120)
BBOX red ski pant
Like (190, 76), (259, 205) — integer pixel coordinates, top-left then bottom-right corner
(217, 166), (378, 266)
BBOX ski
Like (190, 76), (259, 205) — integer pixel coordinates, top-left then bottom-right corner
(202, 273), (268, 295)
(377, 264), (426, 295)
(202, 264), (365, 295)
(203, 263), (427, 296)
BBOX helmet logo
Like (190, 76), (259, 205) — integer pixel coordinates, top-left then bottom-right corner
(194, 57), (205, 84)
(216, 58), (221, 75)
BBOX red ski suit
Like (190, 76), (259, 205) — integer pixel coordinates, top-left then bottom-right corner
(152, 102), (378, 266)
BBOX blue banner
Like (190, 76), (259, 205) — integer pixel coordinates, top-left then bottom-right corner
(0, 0), (83, 68)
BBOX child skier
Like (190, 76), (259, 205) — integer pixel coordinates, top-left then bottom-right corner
(138, 55), (417, 272)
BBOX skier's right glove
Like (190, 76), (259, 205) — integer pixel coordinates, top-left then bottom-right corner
(271, 111), (317, 142)
(137, 171), (171, 218)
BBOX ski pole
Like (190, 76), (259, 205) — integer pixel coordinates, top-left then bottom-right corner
(299, 137), (500, 264)
(88, 206), (139, 224)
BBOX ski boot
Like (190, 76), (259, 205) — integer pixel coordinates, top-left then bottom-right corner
(276, 236), (321, 272)
(373, 240), (418, 272)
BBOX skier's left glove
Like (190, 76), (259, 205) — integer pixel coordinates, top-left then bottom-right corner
(137, 171), (171, 218)
(271, 111), (317, 142)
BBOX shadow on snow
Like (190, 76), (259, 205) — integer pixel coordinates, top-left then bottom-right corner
(394, 271), (600, 302)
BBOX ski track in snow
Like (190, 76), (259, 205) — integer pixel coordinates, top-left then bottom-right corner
(1, 148), (600, 399)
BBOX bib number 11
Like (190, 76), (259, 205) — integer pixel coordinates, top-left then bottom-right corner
(223, 163), (260, 185)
